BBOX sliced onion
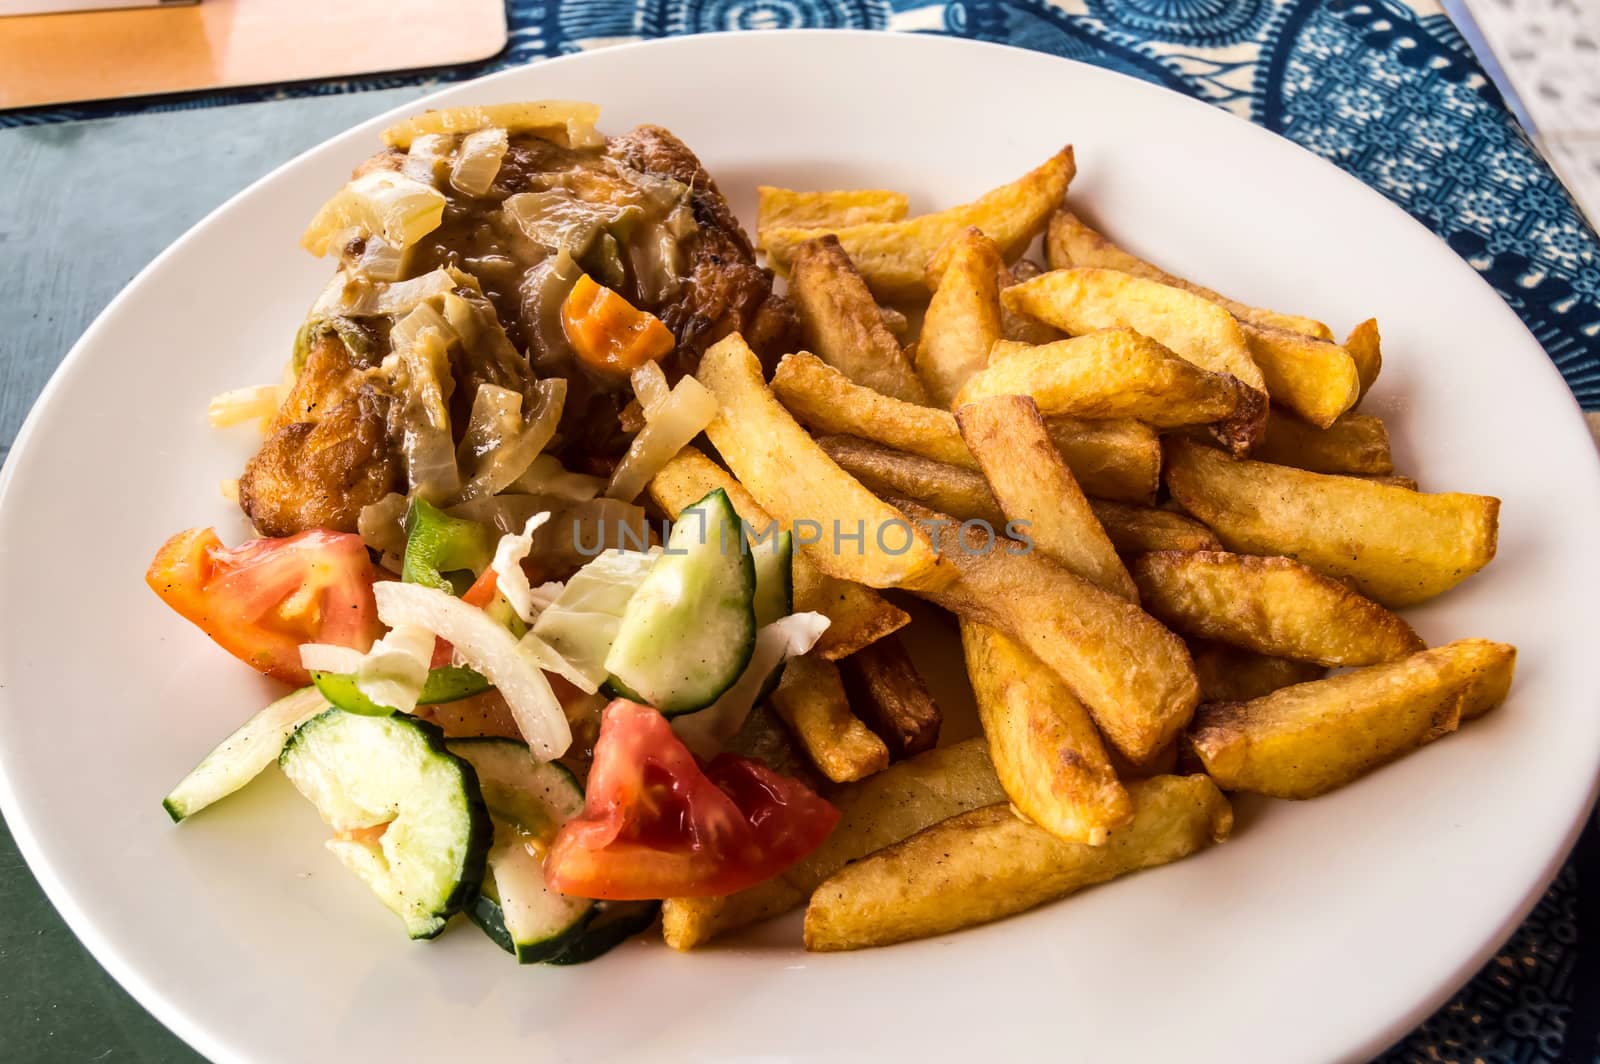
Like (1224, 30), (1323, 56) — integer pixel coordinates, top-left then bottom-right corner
(207, 384), (282, 428)
(402, 133), (453, 186)
(355, 624), (435, 714)
(510, 453), (603, 503)
(299, 643), (365, 674)
(630, 361), (671, 417)
(310, 267), (457, 319)
(354, 235), (409, 282)
(672, 612), (832, 759)
(450, 127), (509, 197)
(518, 631), (598, 694)
(448, 494), (554, 537)
(374, 582), (571, 760)
(301, 170), (445, 257)
(358, 492), (410, 557)
(605, 374), (718, 502)
(451, 378), (565, 504)
(490, 512), (554, 624)
(455, 384), (523, 472)
(381, 102), (602, 150)
(529, 547), (660, 690)
(389, 303), (461, 503)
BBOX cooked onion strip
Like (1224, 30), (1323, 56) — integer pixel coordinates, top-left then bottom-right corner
(490, 512), (554, 624)
(301, 171), (445, 257)
(452, 379), (566, 503)
(605, 374), (718, 502)
(450, 127), (509, 197)
(381, 101), (602, 150)
(207, 385), (282, 428)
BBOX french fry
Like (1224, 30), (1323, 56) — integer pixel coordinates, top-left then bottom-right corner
(1001, 267), (1267, 452)
(1254, 410), (1392, 475)
(956, 330), (1264, 431)
(916, 227), (1005, 406)
(818, 435), (1007, 528)
(1046, 209), (1331, 339)
(956, 394), (1136, 600)
(1042, 212), (1356, 427)
(647, 446), (909, 660)
(757, 187), (909, 234)
(962, 622), (1131, 844)
(803, 775), (1232, 951)
(1188, 639), (1514, 799)
(661, 738), (1004, 950)
(1047, 418), (1161, 504)
(787, 236), (928, 403)
(999, 261), (1062, 345)
(769, 656), (889, 783)
(898, 501), (1199, 763)
(762, 147), (1076, 302)
(1189, 641), (1326, 703)
(697, 334), (955, 591)
(1241, 325), (1361, 430)
(1130, 551), (1424, 666)
(1453, 641), (1517, 720)
(1106, 737), (1180, 779)
(1164, 438), (1499, 607)
(772, 352), (978, 468)
(838, 636), (943, 758)
(879, 304), (910, 338)
(1087, 499), (1221, 553)
(1345, 318), (1383, 401)
(1356, 473), (1419, 490)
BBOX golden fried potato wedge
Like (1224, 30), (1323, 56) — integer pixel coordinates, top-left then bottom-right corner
(770, 656), (889, 783)
(662, 739), (1004, 950)
(958, 330), (1264, 431)
(804, 775), (1232, 951)
(916, 227), (1005, 406)
(957, 394), (1135, 600)
(1189, 641), (1326, 703)
(1000, 262), (1063, 345)
(819, 436), (1008, 527)
(1001, 267), (1267, 451)
(1357, 473), (1419, 490)
(879, 305), (910, 338)
(1046, 209), (1331, 339)
(1130, 551), (1424, 666)
(757, 187), (909, 234)
(1164, 438), (1499, 607)
(762, 148), (1076, 302)
(697, 334), (954, 591)
(772, 352), (978, 468)
(647, 446), (908, 660)
(839, 636), (943, 758)
(963, 622), (1131, 844)
(787, 236), (928, 403)
(1087, 499), (1221, 553)
(1188, 639), (1514, 799)
(1345, 318), (1383, 401)
(1047, 418), (1161, 504)
(1454, 640), (1517, 720)
(898, 501), (1199, 763)
(1254, 410), (1392, 475)
(1241, 324), (1361, 429)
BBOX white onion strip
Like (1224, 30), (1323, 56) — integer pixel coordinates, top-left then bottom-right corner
(374, 582), (571, 760)
(489, 512), (552, 623)
(299, 644), (365, 674)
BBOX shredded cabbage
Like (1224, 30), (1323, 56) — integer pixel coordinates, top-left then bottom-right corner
(530, 548), (661, 690)
(490, 512), (554, 624)
(510, 454), (604, 503)
(672, 612), (832, 759)
(605, 374), (718, 502)
(354, 624), (435, 714)
(518, 631), (599, 694)
(301, 170), (445, 257)
(374, 582), (571, 760)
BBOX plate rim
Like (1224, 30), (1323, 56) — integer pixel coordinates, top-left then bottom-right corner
(1, 29), (1597, 1064)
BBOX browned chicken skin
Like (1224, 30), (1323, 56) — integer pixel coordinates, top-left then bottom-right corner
(239, 123), (794, 536)
(238, 332), (399, 537)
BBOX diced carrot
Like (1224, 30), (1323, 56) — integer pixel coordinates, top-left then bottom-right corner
(561, 274), (675, 375)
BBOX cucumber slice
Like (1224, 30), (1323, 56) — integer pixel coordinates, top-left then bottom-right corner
(603, 489), (756, 716)
(163, 686), (329, 822)
(280, 710), (490, 939)
(749, 529), (794, 701)
(311, 665), (491, 717)
(448, 739), (593, 963)
(546, 901), (661, 965)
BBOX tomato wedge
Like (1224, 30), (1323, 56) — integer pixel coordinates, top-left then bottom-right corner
(545, 700), (839, 900)
(146, 527), (382, 685)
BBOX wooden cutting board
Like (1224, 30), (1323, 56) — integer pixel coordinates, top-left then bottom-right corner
(0, 0), (507, 111)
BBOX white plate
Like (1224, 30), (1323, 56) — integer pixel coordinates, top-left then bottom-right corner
(2, 30), (1598, 1064)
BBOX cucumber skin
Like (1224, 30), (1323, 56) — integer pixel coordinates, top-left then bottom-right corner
(279, 709), (492, 939)
(469, 891), (589, 964)
(472, 895), (661, 966)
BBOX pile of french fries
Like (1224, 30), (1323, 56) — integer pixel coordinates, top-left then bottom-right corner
(647, 146), (1514, 953)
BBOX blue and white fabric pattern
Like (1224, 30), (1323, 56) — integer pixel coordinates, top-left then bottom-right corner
(3, 4), (1596, 1059)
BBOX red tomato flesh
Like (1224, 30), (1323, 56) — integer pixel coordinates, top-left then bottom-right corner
(146, 527), (382, 686)
(545, 700), (839, 900)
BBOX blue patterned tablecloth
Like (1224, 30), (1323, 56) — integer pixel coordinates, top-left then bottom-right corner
(3, 3), (1597, 1061)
